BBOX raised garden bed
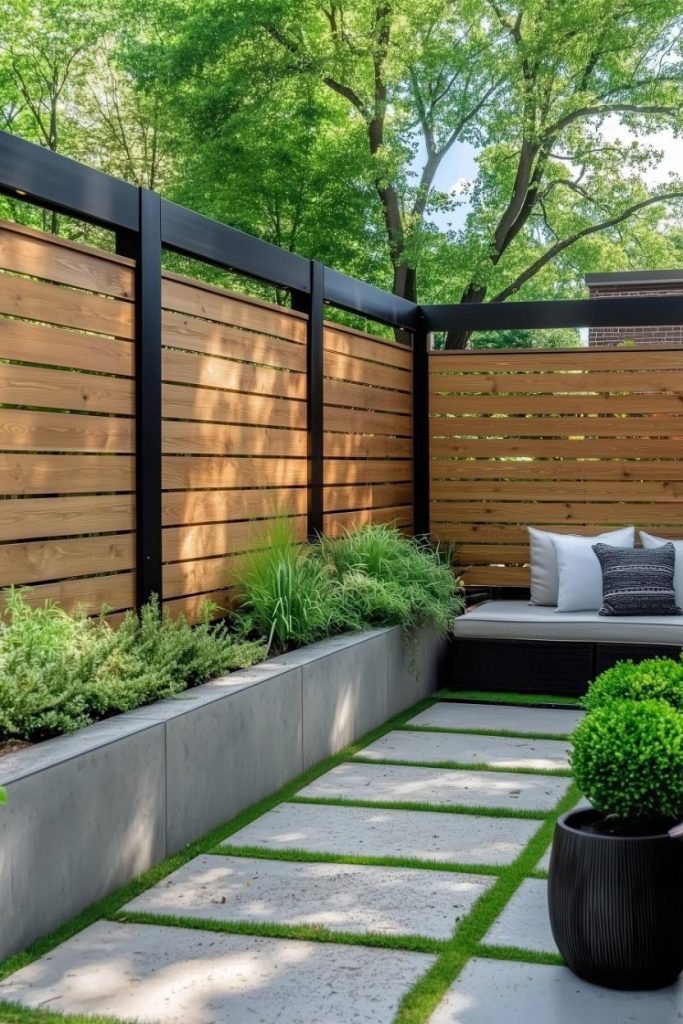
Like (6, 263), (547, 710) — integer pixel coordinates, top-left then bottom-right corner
(0, 625), (445, 963)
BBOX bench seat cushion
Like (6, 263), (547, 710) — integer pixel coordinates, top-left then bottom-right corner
(453, 600), (683, 645)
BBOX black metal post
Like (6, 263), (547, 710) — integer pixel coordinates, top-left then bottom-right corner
(412, 321), (431, 537)
(295, 261), (325, 538)
(132, 189), (163, 609)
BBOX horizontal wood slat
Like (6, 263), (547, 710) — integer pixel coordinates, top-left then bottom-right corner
(162, 488), (307, 527)
(163, 383), (306, 430)
(323, 506), (413, 536)
(162, 309), (306, 372)
(0, 533), (135, 588)
(430, 350), (683, 372)
(163, 276), (307, 344)
(432, 479), (683, 501)
(325, 377), (412, 414)
(324, 460), (413, 486)
(0, 273), (135, 339)
(0, 494), (134, 542)
(0, 221), (134, 298)
(162, 420), (307, 457)
(324, 483), (413, 513)
(325, 406), (412, 437)
(0, 362), (134, 415)
(432, 523), (683, 544)
(431, 438), (683, 459)
(431, 370), (683, 395)
(430, 392), (683, 416)
(323, 325), (412, 371)
(163, 456), (308, 490)
(431, 501), (683, 525)
(431, 416), (683, 439)
(431, 459), (683, 482)
(0, 409), (134, 453)
(2, 573), (136, 616)
(325, 349), (411, 392)
(163, 348), (306, 401)
(163, 516), (308, 564)
(0, 318), (135, 378)
(324, 433), (412, 459)
(0, 454), (135, 494)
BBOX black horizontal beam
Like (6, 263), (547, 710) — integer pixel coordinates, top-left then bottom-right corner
(421, 295), (683, 333)
(0, 131), (138, 231)
(324, 267), (419, 331)
(160, 199), (310, 294)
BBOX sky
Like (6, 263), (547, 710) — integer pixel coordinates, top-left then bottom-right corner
(424, 122), (683, 234)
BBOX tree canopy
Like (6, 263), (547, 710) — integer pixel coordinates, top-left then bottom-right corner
(1, 0), (682, 345)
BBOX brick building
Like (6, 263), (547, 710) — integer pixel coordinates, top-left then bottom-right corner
(586, 270), (683, 347)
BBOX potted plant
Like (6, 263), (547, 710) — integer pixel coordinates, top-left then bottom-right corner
(548, 658), (683, 990)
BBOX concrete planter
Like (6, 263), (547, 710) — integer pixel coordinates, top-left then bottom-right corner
(0, 625), (445, 962)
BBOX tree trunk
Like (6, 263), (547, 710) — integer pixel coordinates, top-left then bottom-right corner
(392, 264), (417, 344)
(443, 283), (488, 349)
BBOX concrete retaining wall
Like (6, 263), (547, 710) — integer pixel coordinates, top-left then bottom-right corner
(0, 626), (445, 962)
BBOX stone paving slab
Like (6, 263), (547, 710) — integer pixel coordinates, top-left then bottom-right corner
(409, 703), (583, 736)
(122, 854), (495, 940)
(428, 957), (683, 1023)
(226, 802), (541, 866)
(356, 730), (570, 771)
(0, 921), (434, 1024)
(482, 879), (555, 953)
(298, 763), (570, 812)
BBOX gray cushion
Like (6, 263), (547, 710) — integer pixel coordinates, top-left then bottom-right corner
(528, 526), (635, 606)
(593, 542), (681, 617)
(452, 600), (683, 644)
(640, 531), (683, 607)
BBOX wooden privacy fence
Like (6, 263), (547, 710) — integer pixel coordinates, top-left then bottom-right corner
(429, 348), (683, 588)
(0, 219), (413, 621)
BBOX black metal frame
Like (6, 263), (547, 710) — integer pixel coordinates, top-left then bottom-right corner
(2, 130), (683, 611)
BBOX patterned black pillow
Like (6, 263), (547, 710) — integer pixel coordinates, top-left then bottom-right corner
(592, 542), (681, 617)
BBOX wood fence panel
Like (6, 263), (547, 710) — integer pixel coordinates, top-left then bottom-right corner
(0, 219), (137, 615)
(429, 347), (683, 587)
(324, 324), (413, 535)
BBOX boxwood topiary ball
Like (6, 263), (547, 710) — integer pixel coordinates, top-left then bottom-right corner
(571, 699), (683, 821)
(583, 657), (683, 713)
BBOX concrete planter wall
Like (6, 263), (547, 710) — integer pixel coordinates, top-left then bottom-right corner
(0, 626), (445, 962)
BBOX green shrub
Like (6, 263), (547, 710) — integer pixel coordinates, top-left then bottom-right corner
(570, 699), (683, 821)
(320, 524), (463, 634)
(0, 589), (265, 742)
(233, 519), (337, 652)
(583, 657), (683, 713)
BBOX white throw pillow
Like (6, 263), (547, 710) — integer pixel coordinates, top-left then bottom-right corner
(552, 528), (636, 612)
(640, 531), (683, 607)
(528, 526), (635, 606)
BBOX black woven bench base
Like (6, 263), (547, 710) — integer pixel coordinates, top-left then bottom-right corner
(448, 638), (682, 697)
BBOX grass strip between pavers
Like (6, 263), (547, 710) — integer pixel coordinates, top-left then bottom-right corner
(436, 689), (582, 709)
(289, 794), (550, 820)
(111, 911), (445, 956)
(352, 754), (571, 777)
(213, 844), (504, 878)
(400, 723), (573, 742)
(393, 781), (581, 1024)
(476, 943), (564, 967)
(0, 691), (580, 1024)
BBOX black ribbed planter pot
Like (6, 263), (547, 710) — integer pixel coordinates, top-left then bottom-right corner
(548, 808), (683, 990)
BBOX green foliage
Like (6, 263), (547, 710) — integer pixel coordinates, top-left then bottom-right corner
(232, 520), (337, 652)
(234, 521), (463, 652)
(320, 525), (464, 636)
(0, 589), (265, 742)
(570, 699), (683, 821)
(583, 658), (683, 713)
